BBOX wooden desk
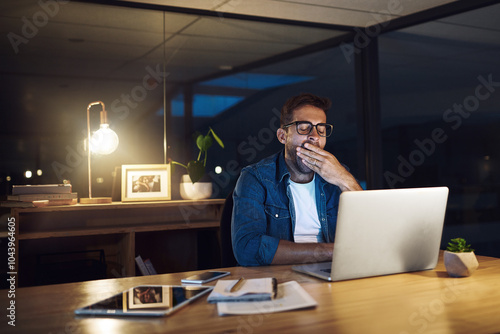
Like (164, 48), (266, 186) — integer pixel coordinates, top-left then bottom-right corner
(9, 199), (224, 286)
(3, 252), (500, 333)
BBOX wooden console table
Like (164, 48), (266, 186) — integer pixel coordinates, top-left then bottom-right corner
(10, 199), (225, 287)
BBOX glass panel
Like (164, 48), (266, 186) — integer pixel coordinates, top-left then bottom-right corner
(159, 15), (354, 198)
(203, 47), (357, 198)
(379, 4), (500, 257)
(0, 0), (165, 197)
(0, 0), (355, 201)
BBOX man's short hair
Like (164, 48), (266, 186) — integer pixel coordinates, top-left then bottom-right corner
(280, 93), (331, 126)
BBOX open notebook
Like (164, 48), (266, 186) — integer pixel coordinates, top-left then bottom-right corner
(292, 187), (449, 281)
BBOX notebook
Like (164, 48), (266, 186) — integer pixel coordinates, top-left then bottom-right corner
(292, 186), (449, 281)
(207, 277), (277, 303)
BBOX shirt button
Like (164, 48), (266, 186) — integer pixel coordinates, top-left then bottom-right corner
(275, 214), (279, 218)
(321, 193), (324, 196)
(322, 218), (325, 221)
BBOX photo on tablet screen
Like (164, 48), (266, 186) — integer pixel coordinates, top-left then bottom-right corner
(129, 286), (169, 309)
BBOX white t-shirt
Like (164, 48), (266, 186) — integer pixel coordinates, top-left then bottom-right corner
(289, 175), (324, 243)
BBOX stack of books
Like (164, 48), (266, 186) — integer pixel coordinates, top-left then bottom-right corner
(6, 184), (78, 207)
(135, 255), (158, 276)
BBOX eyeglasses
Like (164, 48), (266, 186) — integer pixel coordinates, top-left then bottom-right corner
(282, 121), (334, 137)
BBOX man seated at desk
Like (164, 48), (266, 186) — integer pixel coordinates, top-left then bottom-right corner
(232, 93), (362, 266)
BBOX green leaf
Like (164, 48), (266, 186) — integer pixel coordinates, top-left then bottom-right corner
(187, 160), (205, 183)
(196, 134), (213, 153)
(209, 127), (224, 148)
(196, 134), (204, 151)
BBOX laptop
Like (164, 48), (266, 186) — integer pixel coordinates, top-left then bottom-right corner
(292, 186), (449, 281)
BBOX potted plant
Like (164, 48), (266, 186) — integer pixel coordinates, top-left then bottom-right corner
(443, 238), (479, 277)
(171, 127), (224, 200)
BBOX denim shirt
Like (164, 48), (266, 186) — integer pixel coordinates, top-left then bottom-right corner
(231, 150), (342, 266)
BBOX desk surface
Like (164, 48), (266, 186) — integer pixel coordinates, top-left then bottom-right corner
(3, 252), (500, 334)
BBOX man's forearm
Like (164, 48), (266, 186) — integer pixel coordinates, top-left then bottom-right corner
(270, 240), (334, 265)
(338, 175), (363, 192)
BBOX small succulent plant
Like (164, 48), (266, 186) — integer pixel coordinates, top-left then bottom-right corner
(446, 238), (474, 253)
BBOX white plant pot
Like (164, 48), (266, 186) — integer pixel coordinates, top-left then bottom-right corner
(444, 250), (479, 277)
(180, 174), (212, 200)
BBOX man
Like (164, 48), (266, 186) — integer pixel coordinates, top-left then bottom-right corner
(232, 93), (362, 266)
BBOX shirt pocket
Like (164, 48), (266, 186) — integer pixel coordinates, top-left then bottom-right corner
(264, 205), (291, 239)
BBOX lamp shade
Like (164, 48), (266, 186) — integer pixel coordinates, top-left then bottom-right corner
(90, 123), (119, 155)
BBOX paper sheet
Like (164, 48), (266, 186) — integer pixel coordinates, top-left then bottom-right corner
(216, 281), (317, 316)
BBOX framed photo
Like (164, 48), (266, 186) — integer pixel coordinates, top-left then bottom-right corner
(121, 164), (171, 202)
(128, 286), (170, 309)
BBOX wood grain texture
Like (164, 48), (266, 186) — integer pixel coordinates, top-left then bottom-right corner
(4, 252), (500, 334)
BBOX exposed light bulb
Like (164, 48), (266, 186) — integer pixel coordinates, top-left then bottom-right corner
(90, 124), (119, 155)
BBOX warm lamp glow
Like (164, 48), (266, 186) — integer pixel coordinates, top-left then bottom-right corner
(80, 101), (119, 204)
(90, 124), (119, 155)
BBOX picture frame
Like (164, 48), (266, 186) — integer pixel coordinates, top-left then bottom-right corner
(128, 286), (170, 309)
(121, 164), (171, 202)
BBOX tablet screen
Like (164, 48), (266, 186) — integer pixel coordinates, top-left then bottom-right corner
(75, 285), (212, 317)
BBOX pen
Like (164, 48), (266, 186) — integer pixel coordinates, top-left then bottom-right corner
(230, 277), (245, 292)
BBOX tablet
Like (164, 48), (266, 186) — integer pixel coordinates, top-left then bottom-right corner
(74, 285), (213, 317)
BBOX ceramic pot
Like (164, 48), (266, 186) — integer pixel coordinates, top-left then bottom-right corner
(444, 250), (479, 277)
(180, 174), (212, 200)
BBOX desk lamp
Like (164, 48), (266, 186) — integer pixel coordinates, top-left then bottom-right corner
(80, 101), (119, 204)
